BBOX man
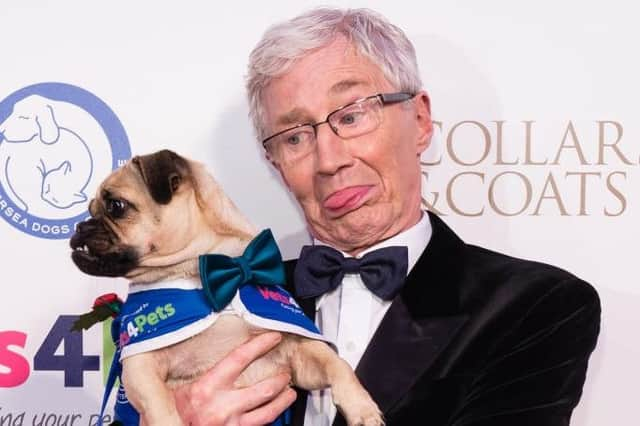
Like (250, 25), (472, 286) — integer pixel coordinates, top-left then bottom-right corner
(175, 7), (600, 426)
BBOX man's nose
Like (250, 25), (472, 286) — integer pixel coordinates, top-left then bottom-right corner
(314, 124), (354, 175)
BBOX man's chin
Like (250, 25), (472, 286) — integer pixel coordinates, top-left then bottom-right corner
(313, 208), (394, 252)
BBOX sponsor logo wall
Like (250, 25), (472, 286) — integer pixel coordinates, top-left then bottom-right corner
(0, 1), (635, 425)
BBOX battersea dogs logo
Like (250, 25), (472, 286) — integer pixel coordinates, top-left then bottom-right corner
(0, 83), (130, 239)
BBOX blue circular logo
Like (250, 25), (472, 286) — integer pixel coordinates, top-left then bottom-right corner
(0, 82), (131, 239)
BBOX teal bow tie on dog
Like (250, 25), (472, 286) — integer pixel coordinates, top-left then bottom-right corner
(199, 229), (286, 312)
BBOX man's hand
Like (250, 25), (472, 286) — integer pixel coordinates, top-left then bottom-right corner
(173, 332), (297, 426)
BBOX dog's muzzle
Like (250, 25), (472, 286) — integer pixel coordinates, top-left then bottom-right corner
(70, 218), (138, 277)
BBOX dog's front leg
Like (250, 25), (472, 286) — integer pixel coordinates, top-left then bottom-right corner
(121, 352), (183, 426)
(290, 339), (384, 426)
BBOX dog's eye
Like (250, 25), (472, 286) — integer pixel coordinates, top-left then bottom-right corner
(106, 199), (128, 218)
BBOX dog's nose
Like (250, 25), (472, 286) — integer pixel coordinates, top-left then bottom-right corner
(75, 218), (99, 233)
(75, 220), (90, 233)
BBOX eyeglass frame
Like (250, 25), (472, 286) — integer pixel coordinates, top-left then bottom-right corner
(261, 92), (416, 161)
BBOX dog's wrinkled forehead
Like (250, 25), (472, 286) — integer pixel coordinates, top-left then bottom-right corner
(97, 149), (190, 206)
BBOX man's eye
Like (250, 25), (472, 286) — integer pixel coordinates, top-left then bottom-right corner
(106, 199), (127, 218)
(286, 133), (303, 145)
(283, 130), (313, 147)
(338, 111), (365, 126)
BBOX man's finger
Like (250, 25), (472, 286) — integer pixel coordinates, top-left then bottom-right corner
(229, 372), (292, 414)
(239, 386), (297, 426)
(201, 332), (283, 388)
(181, 373), (292, 426)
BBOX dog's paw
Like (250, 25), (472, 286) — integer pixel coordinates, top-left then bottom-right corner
(336, 393), (384, 426)
(349, 415), (385, 426)
(345, 405), (385, 426)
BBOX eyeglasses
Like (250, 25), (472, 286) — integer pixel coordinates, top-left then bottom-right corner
(262, 92), (415, 166)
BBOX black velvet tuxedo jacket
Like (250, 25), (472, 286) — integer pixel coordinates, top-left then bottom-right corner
(284, 212), (600, 426)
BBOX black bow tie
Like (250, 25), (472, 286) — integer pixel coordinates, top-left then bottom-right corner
(293, 245), (408, 300)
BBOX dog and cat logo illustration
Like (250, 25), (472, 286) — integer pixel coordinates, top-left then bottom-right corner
(1, 94), (93, 210)
(0, 83), (130, 239)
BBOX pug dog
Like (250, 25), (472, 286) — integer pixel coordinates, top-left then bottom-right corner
(69, 149), (383, 426)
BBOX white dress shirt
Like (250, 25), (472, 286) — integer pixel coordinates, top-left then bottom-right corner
(303, 211), (432, 426)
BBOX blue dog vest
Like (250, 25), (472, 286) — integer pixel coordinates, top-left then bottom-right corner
(100, 278), (328, 425)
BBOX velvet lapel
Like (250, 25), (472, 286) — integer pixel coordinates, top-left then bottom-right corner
(283, 212), (469, 426)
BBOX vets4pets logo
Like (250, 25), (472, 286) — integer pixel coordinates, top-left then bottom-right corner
(0, 83), (131, 239)
(118, 302), (176, 348)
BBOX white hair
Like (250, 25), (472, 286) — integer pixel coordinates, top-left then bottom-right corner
(246, 7), (423, 140)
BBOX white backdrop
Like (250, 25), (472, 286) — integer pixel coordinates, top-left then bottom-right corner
(0, 1), (637, 425)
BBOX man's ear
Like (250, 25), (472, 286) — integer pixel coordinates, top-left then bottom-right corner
(413, 91), (433, 155)
(132, 150), (190, 204)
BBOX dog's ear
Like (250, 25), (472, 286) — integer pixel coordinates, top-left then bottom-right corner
(36, 104), (60, 145)
(132, 150), (190, 205)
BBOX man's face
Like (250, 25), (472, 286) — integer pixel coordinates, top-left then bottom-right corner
(263, 36), (432, 254)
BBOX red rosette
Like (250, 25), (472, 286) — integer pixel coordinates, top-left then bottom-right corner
(93, 293), (122, 308)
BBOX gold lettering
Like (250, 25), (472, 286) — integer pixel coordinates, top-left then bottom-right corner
(597, 121), (632, 165)
(565, 172), (601, 216)
(447, 172), (485, 216)
(420, 171), (446, 215)
(605, 171), (627, 216)
(523, 120), (548, 165)
(494, 121), (519, 165)
(447, 121), (491, 166)
(552, 121), (589, 165)
(532, 172), (569, 216)
(488, 171), (532, 216)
